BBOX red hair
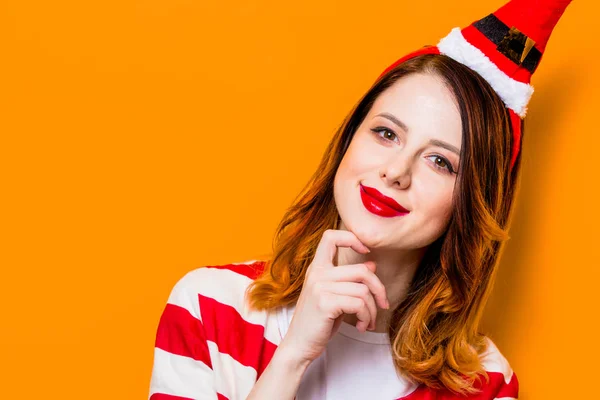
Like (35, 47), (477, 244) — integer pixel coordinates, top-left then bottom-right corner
(246, 53), (524, 395)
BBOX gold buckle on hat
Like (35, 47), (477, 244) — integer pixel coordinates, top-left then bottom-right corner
(497, 26), (536, 65)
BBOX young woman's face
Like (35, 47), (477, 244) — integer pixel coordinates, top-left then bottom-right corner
(334, 72), (462, 251)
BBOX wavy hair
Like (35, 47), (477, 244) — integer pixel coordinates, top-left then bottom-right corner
(245, 52), (524, 395)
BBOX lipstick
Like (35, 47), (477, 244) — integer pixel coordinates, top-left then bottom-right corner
(360, 184), (409, 218)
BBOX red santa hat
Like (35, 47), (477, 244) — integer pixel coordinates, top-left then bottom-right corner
(376, 0), (573, 172)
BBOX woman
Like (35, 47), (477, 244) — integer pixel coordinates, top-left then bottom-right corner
(148, 0), (573, 399)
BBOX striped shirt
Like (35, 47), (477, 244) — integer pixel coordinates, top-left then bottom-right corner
(148, 260), (519, 399)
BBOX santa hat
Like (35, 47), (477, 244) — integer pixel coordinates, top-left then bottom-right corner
(376, 0), (573, 172)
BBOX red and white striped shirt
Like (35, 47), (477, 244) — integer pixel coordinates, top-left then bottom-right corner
(148, 260), (519, 399)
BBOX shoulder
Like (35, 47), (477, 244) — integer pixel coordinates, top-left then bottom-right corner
(476, 336), (519, 398)
(150, 260), (271, 399)
(169, 259), (267, 297)
(167, 260), (265, 323)
(400, 337), (519, 400)
(166, 259), (268, 320)
(162, 259), (281, 381)
(173, 258), (267, 291)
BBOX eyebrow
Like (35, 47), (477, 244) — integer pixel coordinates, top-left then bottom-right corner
(375, 112), (461, 156)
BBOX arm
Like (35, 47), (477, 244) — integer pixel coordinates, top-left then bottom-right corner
(148, 280), (219, 400)
(246, 344), (311, 400)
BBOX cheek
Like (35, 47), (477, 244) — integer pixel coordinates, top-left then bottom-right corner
(338, 141), (380, 177)
(416, 183), (455, 225)
(336, 150), (359, 180)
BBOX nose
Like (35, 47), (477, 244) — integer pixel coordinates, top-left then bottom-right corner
(380, 154), (411, 189)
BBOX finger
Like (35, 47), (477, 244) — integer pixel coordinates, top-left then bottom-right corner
(325, 262), (389, 310)
(313, 229), (370, 268)
(324, 281), (378, 331)
(361, 262), (388, 314)
(364, 260), (376, 273)
(326, 293), (371, 333)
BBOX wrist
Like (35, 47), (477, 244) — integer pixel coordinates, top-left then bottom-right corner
(246, 341), (311, 400)
(273, 342), (312, 372)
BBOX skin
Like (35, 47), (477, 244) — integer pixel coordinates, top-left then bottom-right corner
(332, 72), (463, 333)
(247, 72), (465, 399)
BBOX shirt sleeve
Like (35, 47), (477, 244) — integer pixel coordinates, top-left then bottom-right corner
(475, 337), (519, 400)
(455, 368), (519, 399)
(148, 273), (222, 400)
(491, 369), (519, 399)
(400, 368), (519, 399)
(460, 369), (519, 400)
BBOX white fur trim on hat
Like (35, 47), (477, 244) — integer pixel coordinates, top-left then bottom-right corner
(437, 27), (534, 117)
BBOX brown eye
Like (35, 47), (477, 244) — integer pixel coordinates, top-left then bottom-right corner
(435, 157), (447, 168)
(427, 155), (455, 174)
(370, 127), (398, 142)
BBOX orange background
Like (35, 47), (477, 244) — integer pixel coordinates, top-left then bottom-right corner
(0, 0), (594, 398)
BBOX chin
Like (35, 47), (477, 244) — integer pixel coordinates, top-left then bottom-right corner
(343, 218), (390, 248)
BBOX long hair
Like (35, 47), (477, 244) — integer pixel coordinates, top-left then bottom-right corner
(245, 52), (525, 395)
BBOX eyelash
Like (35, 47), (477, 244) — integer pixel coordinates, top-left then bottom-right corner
(370, 127), (457, 174)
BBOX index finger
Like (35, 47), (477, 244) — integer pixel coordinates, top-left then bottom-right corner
(313, 229), (370, 267)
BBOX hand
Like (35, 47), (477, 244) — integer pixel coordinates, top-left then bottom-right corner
(278, 229), (390, 366)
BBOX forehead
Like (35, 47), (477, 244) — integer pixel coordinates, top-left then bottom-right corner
(369, 73), (462, 144)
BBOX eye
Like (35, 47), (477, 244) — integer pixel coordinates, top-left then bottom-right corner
(370, 127), (398, 143)
(427, 155), (456, 174)
(371, 126), (457, 175)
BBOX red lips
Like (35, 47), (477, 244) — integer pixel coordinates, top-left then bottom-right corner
(360, 184), (409, 213)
